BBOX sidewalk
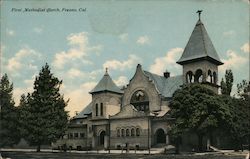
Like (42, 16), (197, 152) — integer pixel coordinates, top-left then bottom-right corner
(0, 148), (163, 154)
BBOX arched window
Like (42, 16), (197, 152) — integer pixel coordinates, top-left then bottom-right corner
(207, 70), (213, 83)
(195, 69), (203, 83)
(95, 103), (98, 116)
(100, 103), (103, 116)
(126, 129), (130, 136)
(131, 128), (135, 137)
(121, 129), (125, 137)
(117, 129), (120, 137)
(130, 90), (149, 112)
(136, 128), (140, 136)
(186, 71), (194, 83)
(213, 72), (217, 84)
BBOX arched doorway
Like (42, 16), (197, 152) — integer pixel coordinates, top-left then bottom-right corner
(156, 129), (166, 144)
(99, 131), (105, 146)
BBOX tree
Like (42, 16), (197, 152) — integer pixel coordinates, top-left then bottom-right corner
(229, 80), (250, 151)
(169, 84), (231, 152)
(237, 80), (250, 101)
(221, 69), (234, 95)
(18, 93), (31, 139)
(22, 64), (69, 152)
(0, 74), (20, 147)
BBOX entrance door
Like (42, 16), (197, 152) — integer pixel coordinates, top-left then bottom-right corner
(156, 129), (166, 144)
(99, 131), (105, 145)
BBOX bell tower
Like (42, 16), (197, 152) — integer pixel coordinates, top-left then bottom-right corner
(89, 68), (123, 119)
(176, 11), (223, 93)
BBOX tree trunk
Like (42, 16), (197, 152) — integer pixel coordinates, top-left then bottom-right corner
(175, 143), (179, 154)
(209, 131), (214, 146)
(36, 144), (41, 152)
(198, 134), (203, 152)
(207, 131), (213, 151)
(175, 136), (181, 154)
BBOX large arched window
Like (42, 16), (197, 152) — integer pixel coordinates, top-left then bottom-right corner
(100, 103), (103, 116)
(213, 72), (217, 84)
(195, 69), (203, 83)
(131, 128), (135, 137)
(130, 90), (149, 112)
(121, 129), (125, 137)
(136, 128), (140, 136)
(126, 129), (130, 137)
(117, 129), (120, 137)
(186, 71), (194, 83)
(95, 103), (98, 116)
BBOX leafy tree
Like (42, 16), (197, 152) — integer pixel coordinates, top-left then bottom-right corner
(22, 64), (69, 152)
(221, 69), (234, 95)
(228, 80), (250, 151)
(18, 93), (30, 139)
(237, 80), (250, 100)
(0, 74), (20, 147)
(169, 84), (231, 152)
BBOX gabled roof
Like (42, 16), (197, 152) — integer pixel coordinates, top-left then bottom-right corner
(177, 20), (223, 65)
(90, 70), (123, 94)
(143, 71), (183, 98)
(73, 102), (92, 119)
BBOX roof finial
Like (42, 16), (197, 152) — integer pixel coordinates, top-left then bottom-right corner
(196, 10), (202, 20)
(105, 67), (108, 75)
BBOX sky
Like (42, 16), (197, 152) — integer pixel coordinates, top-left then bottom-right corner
(1, 0), (249, 117)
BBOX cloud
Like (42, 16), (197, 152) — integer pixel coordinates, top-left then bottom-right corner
(33, 27), (43, 34)
(242, 0), (249, 4)
(136, 35), (150, 45)
(13, 87), (33, 105)
(88, 69), (103, 80)
(6, 47), (41, 74)
(6, 29), (15, 36)
(66, 68), (86, 79)
(114, 76), (128, 86)
(240, 43), (249, 53)
(149, 48), (183, 76)
(63, 81), (97, 117)
(0, 44), (5, 64)
(119, 33), (128, 42)
(13, 75), (36, 106)
(219, 50), (248, 73)
(52, 32), (102, 69)
(223, 30), (235, 37)
(1, 44), (5, 54)
(103, 54), (142, 71)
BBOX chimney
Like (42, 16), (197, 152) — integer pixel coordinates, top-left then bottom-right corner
(164, 70), (170, 78)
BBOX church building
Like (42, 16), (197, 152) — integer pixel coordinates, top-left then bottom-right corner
(52, 13), (223, 151)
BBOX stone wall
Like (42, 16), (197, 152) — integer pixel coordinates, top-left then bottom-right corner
(122, 65), (161, 111)
(109, 117), (150, 149)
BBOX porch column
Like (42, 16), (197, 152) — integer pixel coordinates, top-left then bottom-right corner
(166, 134), (169, 145)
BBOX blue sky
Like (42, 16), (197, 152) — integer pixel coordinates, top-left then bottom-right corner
(1, 0), (249, 117)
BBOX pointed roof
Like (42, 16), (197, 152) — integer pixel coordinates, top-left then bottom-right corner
(177, 19), (223, 65)
(143, 71), (183, 98)
(73, 102), (92, 119)
(90, 69), (123, 94)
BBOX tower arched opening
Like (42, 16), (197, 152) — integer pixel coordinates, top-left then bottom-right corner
(195, 69), (203, 83)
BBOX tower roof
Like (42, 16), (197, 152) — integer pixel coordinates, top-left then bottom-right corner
(177, 19), (223, 65)
(90, 69), (123, 94)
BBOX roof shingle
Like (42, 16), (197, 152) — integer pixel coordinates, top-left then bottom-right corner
(90, 71), (123, 94)
(177, 20), (223, 65)
(143, 71), (183, 98)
